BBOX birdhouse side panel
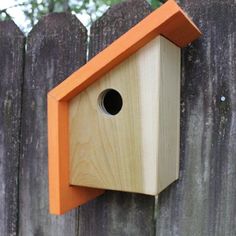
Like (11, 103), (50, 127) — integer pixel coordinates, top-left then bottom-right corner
(69, 37), (162, 195)
(157, 37), (181, 193)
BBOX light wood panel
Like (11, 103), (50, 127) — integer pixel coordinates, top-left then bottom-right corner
(69, 36), (180, 195)
(157, 35), (181, 192)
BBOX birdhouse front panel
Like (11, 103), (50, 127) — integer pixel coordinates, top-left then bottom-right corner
(69, 36), (180, 195)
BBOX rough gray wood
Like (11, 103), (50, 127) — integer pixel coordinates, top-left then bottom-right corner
(88, 0), (153, 59)
(18, 13), (87, 236)
(79, 1), (155, 236)
(0, 21), (24, 236)
(156, 1), (236, 236)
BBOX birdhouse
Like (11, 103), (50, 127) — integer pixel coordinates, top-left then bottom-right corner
(48, 0), (201, 215)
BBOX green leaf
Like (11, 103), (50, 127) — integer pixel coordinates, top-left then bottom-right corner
(147, 0), (164, 9)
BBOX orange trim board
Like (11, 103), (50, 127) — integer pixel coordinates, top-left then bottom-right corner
(48, 96), (104, 214)
(48, 0), (201, 215)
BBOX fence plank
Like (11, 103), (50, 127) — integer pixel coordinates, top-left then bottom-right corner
(0, 21), (24, 236)
(19, 13), (87, 236)
(79, 1), (155, 236)
(88, 0), (153, 59)
(156, 1), (236, 236)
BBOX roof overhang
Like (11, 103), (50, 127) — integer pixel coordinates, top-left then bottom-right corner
(48, 0), (201, 102)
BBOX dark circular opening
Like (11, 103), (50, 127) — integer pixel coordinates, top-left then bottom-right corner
(98, 89), (123, 116)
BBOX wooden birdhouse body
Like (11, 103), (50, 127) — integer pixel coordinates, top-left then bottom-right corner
(69, 36), (180, 195)
(47, 0), (201, 214)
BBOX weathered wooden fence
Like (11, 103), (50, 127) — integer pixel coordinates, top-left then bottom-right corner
(0, 0), (236, 235)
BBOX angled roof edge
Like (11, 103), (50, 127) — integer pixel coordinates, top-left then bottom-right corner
(48, 0), (201, 102)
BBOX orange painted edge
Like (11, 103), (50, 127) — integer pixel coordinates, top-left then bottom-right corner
(48, 0), (201, 102)
(48, 95), (104, 215)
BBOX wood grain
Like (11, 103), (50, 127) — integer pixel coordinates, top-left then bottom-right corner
(156, 1), (236, 236)
(88, 0), (153, 59)
(18, 13), (87, 235)
(78, 1), (155, 236)
(69, 36), (180, 196)
(0, 21), (24, 236)
(157, 36), (180, 192)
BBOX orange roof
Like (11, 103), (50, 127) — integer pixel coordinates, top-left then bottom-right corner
(48, 0), (201, 102)
(48, 0), (201, 215)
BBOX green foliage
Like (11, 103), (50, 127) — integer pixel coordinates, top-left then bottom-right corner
(150, 0), (163, 8)
(0, 11), (12, 21)
(22, 0), (48, 27)
(0, 0), (165, 31)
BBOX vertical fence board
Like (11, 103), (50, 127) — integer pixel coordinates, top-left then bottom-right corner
(0, 21), (24, 236)
(88, 0), (153, 59)
(19, 13), (87, 236)
(156, 1), (236, 236)
(79, 1), (155, 236)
